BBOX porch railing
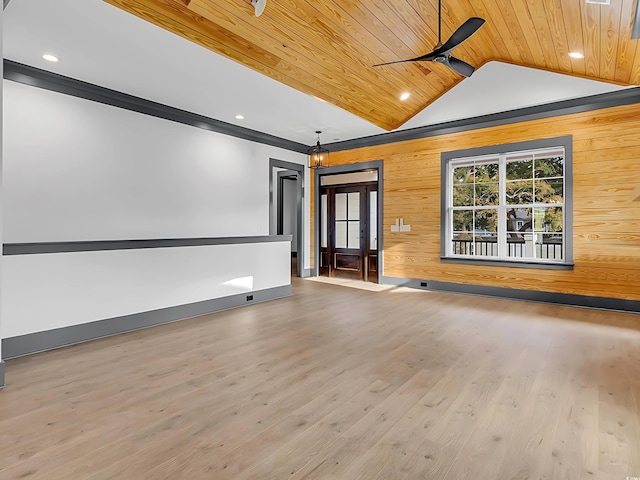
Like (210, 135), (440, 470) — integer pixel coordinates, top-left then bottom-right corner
(452, 238), (563, 260)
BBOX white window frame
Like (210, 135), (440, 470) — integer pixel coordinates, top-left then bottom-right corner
(440, 137), (573, 270)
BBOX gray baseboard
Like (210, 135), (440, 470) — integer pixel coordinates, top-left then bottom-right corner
(381, 276), (640, 314)
(1, 284), (292, 360)
(0, 361), (5, 389)
(300, 268), (313, 278)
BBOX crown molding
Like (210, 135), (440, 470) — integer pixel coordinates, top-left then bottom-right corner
(325, 87), (640, 152)
(3, 59), (310, 153)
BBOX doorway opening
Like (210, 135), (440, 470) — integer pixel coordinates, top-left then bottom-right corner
(278, 171), (299, 276)
(314, 161), (383, 283)
(269, 158), (305, 278)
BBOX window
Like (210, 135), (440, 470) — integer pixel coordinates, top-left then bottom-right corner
(441, 137), (573, 269)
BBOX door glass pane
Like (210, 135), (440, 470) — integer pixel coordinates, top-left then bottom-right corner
(369, 191), (377, 250)
(335, 193), (347, 221)
(347, 192), (360, 219)
(335, 221), (347, 248)
(321, 194), (327, 248)
(348, 221), (360, 249)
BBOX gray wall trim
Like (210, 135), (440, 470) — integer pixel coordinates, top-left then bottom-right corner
(313, 160), (384, 277)
(381, 275), (640, 314)
(633, 0), (640, 38)
(3, 235), (292, 256)
(324, 88), (640, 152)
(440, 135), (573, 267)
(277, 170), (298, 237)
(319, 161), (383, 175)
(3, 60), (309, 154)
(301, 268), (312, 278)
(2, 284), (292, 360)
(0, 361), (5, 389)
(439, 257), (574, 270)
(269, 158), (305, 278)
(439, 135), (573, 162)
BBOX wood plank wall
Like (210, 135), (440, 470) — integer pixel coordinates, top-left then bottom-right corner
(311, 103), (640, 301)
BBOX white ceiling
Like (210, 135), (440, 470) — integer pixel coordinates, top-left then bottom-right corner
(3, 0), (629, 146)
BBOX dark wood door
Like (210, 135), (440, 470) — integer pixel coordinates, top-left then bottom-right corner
(320, 183), (378, 282)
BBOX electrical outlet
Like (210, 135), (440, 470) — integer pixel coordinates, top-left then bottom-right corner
(420, 282), (428, 287)
(246, 295), (253, 301)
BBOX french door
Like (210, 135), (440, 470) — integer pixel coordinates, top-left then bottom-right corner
(319, 183), (378, 282)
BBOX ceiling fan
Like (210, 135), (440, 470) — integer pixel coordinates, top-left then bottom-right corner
(373, 0), (485, 77)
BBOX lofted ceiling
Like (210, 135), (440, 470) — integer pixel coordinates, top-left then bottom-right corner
(2, 0), (634, 145)
(104, 0), (640, 131)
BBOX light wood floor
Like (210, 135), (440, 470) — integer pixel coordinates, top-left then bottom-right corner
(1, 278), (639, 479)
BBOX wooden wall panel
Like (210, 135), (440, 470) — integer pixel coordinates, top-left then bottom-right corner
(312, 102), (640, 301)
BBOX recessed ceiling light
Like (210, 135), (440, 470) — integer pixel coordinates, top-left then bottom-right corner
(235, 114), (245, 120)
(42, 54), (60, 62)
(400, 92), (411, 101)
(586, 0), (610, 4)
(569, 52), (584, 59)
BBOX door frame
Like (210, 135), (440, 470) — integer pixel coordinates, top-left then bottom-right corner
(269, 158), (305, 278)
(313, 160), (383, 278)
(277, 170), (298, 240)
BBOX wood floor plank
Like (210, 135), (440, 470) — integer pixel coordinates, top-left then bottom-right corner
(0, 277), (639, 479)
(597, 335), (640, 478)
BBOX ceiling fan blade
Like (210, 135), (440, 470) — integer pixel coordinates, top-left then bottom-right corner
(373, 52), (436, 67)
(373, 59), (415, 67)
(446, 56), (475, 77)
(435, 17), (485, 56)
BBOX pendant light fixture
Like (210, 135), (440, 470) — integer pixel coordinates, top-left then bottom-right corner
(308, 131), (330, 169)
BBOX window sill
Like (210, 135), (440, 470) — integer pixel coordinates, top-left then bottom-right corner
(440, 256), (574, 270)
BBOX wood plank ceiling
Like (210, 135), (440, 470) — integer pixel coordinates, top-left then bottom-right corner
(104, 0), (640, 131)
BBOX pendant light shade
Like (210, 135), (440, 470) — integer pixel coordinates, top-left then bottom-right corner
(308, 131), (330, 169)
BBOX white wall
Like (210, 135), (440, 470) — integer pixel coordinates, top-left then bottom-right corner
(2, 80), (308, 339)
(3, 81), (309, 242)
(2, 242), (290, 337)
